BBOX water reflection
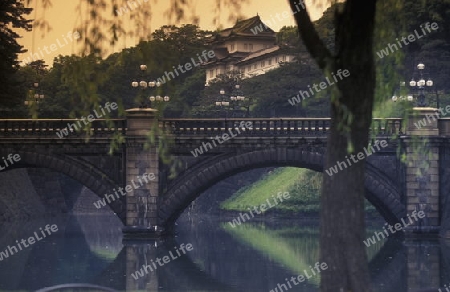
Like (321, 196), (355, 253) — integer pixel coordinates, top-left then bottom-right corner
(0, 214), (449, 291)
(0, 215), (123, 291)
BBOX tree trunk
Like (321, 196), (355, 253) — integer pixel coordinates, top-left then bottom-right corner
(288, 0), (378, 290)
(320, 93), (374, 292)
(320, 1), (378, 290)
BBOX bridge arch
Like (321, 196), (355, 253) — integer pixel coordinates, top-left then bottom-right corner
(0, 148), (125, 220)
(159, 148), (405, 228)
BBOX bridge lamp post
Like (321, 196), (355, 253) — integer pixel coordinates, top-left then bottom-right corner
(149, 89), (170, 107)
(217, 84), (248, 118)
(391, 81), (414, 103)
(216, 88), (230, 118)
(230, 84), (248, 117)
(131, 65), (169, 109)
(24, 81), (45, 107)
(407, 63), (436, 108)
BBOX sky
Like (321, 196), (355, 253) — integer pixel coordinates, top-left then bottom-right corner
(17, 0), (327, 66)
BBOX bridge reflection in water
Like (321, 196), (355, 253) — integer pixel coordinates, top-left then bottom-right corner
(0, 213), (449, 291)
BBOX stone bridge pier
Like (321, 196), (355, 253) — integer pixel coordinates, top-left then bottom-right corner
(123, 109), (162, 238)
(404, 108), (443, 235)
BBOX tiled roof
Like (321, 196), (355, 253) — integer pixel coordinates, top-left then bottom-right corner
(202, 48), (251, 66)
(214, 15), (275, 40)
(236, 46), (282, 64)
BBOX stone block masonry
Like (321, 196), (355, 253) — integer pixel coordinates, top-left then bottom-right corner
(93, 172), (156, 209)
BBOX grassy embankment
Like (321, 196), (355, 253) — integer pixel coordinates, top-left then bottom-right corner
(220, 167), (377, 216)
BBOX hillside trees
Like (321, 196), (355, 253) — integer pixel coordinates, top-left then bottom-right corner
(0, 0), (32, 111)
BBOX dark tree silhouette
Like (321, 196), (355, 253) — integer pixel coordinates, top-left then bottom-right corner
(288, 0), (378, 291)
(0, 0), (32, 108)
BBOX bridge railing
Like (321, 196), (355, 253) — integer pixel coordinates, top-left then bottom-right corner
(160, 118), (331, 137)
(371, 118), (404, 136)
(0, 119), (126, 138)
(0, 118), (403, 138)
(161, 118), (403, 137)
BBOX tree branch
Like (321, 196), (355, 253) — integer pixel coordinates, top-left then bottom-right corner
(287, 0), (334, 70)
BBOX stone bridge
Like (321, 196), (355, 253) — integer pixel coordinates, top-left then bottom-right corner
(0, 108), (449, 238)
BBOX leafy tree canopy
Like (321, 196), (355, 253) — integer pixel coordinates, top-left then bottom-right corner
(0, 0), (32, 110)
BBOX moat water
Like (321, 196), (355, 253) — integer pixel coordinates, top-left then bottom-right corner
(0, 213), (448, 292)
